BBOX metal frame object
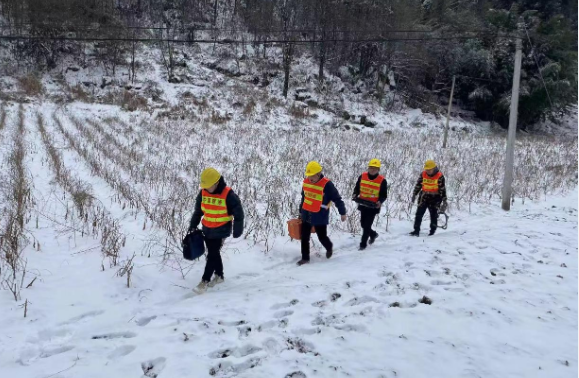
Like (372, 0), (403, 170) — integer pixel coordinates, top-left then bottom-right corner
(438, 212), (449, 230)
(354, 198), (380, 209)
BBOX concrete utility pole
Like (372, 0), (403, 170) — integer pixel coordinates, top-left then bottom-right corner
(442, 75), (456, 149)
(501, 23), (523, 211)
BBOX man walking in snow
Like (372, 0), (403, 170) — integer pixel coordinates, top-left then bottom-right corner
(352, 159), (388, 250)
(409, 160), (447, 236)
(188, 167), (244, 292)
(298, 161), (347, 266)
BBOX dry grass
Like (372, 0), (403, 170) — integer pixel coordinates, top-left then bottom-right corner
(101, 219), (125, 268)
(99, 90), (149, 111)
(37, 113), (95, 222)
(42, 107), (578, 262)
(242, 98), (257, 116)
(210, 110), (231, 124)
(289, 103), (310, 118)
(121, 90), (148, 112)
(0, 105), (30, 301)
(69, 84), (91, 102)
(18, 74), (44, 97)
(0, 103), (6, 131)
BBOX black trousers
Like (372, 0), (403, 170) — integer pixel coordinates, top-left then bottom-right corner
(360, 208), (378, 247)
(202, 238), (224, 282)
(414, 196), (440, 233)
(301, 221), (333, 260)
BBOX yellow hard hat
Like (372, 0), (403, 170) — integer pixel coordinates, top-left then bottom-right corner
(305, 161), (322, 177)
(200, 167), (221, 189)
(368, 159), (381, 168)
(424, 160), (437, 170)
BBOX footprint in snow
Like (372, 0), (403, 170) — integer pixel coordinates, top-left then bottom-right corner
(238, 325), (252, 338)
(344, 281), (365, 289)
(209, 357), (262, 376)
(271, 299), (299, 310)
(218, 320), (246, 327)
(490, 268), (506, 277)
(91, 331), (137, 340)
(33, 328), (71, 343)
(292, 327), (321, 336)
(209, 344), (262, 359)
(59, 310), (105, 325)
(39, 345), (75, 358)
(286, 337), (317, 355)
(312, 293), (341, 307)
(278, 318), (289, 328)
(273, 310), (294, 318)
(311, 313), (346, 327)
(235, 272), (259, 278)
(334, 324), (367, 333)
(257, 320), (276, 331)
(444, 287), (465, 292)
(344, 296), (379, 306)
(136, 315), (157, 326)
(17, 348), (41, 366)
(411, 282), (430, 291)
(141, 357), (166, 378)
(108, 345), (137, 359)
(262, 337), (283, 354)
(424, 270), (441, 278)
(257, 319), (288, 331)
(311, 300), (327, 308)
(285, 372), (307, 378)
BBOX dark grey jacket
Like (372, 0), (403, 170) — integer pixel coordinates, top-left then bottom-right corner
(412, 168), (447, 203)
(188, 177), (244, 240)
(352, 173), (388, 214)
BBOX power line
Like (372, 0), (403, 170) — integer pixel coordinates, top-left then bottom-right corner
(0, 33), (506, 45)
(522, 22), (554, 108)
(454, 74), (504, 84)
(0, 22), (501, 36)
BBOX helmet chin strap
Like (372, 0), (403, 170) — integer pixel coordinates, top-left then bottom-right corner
(310, 174), (321, 183)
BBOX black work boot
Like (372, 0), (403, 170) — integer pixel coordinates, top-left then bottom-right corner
(326, 248), (333, 259)
(359, 244), (367, 251)
(369, 232), (378, 245)
(297, 259), (310, 266)
(429, 229), (436, 236)
(409, 230), (420, 237)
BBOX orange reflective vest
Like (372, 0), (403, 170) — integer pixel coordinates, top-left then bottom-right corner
(201, 187), (233, 228)
(302, 177), (330, 213)
(359, 172), (384, 203)
(422, 171), (442, 193)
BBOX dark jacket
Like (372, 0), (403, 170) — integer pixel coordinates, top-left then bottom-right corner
(412, 168), (447, 203)
(352, 173), (388, 213)
(188, 177), (244, 240)
(300, 175), (347, 226)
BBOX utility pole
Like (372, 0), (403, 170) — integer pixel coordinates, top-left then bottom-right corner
(442, 75), (456, 148)
(501, 22), (523, 211)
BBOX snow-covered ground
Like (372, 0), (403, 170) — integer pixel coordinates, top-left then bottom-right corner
(0, 41), (515, 136)
(0, 102), (577, 378)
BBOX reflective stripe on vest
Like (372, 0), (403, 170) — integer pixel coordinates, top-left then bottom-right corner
(359, 172), (384, 202)
(422, 171), (442, 193)
(201, 187), (233, 228)
(302, 177), (329, 213)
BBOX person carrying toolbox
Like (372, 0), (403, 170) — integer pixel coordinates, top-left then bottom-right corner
(297, 161), (347, 266)
(188, 167), (244, 292)
(352, 159), (388, 250)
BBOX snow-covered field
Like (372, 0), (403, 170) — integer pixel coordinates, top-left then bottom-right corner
(0, 102), (577, 378)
